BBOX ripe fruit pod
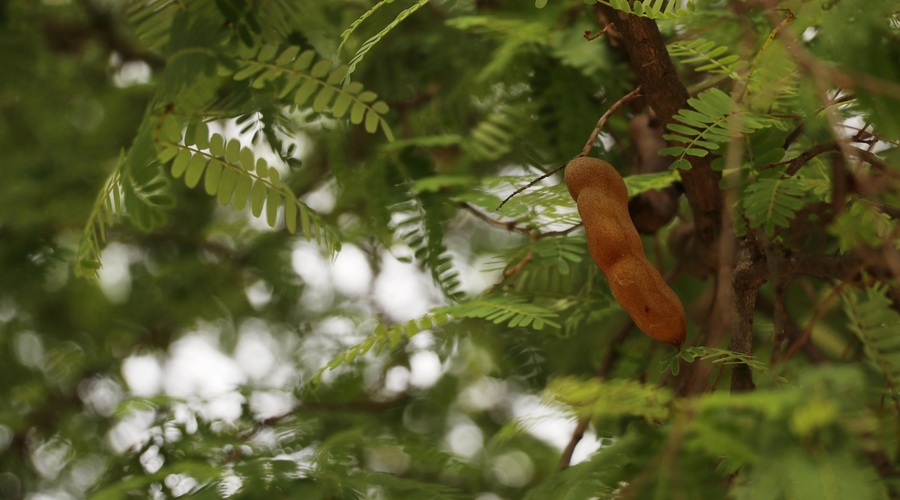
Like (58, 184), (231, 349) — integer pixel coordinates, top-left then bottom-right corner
(565, 156), (686, 347)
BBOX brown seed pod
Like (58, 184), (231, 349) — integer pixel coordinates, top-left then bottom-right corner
(565, 156), (686, 347)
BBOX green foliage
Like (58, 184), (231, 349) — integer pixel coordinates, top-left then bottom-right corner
(829, 198), (897, 253)
(537, 0), (695, 19)
(447, 16), (553, 83)
(156, 117), (340, 252)
(341, 0), (431, 82)
(5, 0), (900, 498)
(842, 284), (900, 393)
(463, 105), (533, 162)
(311, 311), (450, 387)
(525, 236), (586, 276)
(690, 367), (886, 499)
(391, 193), (465, 301)
(742, 175), (810, 237)
(659, 88), (781, 168)
(668, 38), (746, 80)
(602, 0), (695, 19)
(76, 118), (176, 276)
(624, 170), (681, 196)
(661, 346), (771, 376)
(436, 295), (561, 330)
(233, 43), (394, 141)
(545, 376), (673, 421)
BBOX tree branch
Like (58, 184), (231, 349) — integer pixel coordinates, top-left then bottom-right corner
(595, 5), (723, 246)
(580, 86), (642, 157)
(557, 417), (590, 471)
(728, 255), (766, 391)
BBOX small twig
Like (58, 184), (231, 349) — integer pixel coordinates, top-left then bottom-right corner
(557, 417), (590, 471)
(777, 141), (840, 176)
(583, 25), (610, 41)
(580, 86), (643, 157)
(763, 140), (896, 180)
(496, 163), (567, 211)
(536, 223), (584, 239)
(497, 86), (642, 219)
(460, 202), (532, 236)
(779, 283), (846, 363)
(499, 245), (535, 287)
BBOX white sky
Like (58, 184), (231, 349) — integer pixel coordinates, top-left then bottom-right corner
(90, 113), (599, 470)
(105, 230), (597, 466)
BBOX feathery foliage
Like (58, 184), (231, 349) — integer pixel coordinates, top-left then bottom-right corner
(7, 0), (900, 498)
(659, 88), (781, 169)
(391, 193), (465, 301)
(842, 284), (900, 393)
(156, 116), (341, 252)
(437, 295), (562, 331)
(341, 0), (431, 82)
(742, 175), (810, 237)
(233, 43), (394, 141)
(668, 38), (746, 80)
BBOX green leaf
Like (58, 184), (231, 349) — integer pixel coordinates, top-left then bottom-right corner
(350, 101), (367, 124)
(332, 93), (353, 118)
(239, 147), (253, 171)
(232, 174), (252, 211)
(171, 149), (192, 178)
(284, 200), (297, 233)
(294, 80), (318, 106)
(266, 189), (280, 227)
(310, 60), (332, 79)
(275, 45), (300, 65)
(293, 50), (315, 71)
(300, 206), (311, 240)
(160, 115), (182, 143)
(364, 108), (380, 133)
(256, 158), (269, 178)
(184, 154), (207, 188)
(257, 44), (278, 62)
(234, 63), (265, 81)
(204, 161), (223, 195)
(216, 168), (237, 205)
(193, 122), (209, 149)
(225, 139), (241, 164)
(312, 86), (335, 112)
(250, 180), (267, 217)
(209, 133), (225, 157)
(157, 146), (178, 163)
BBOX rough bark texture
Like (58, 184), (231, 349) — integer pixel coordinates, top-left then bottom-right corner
(597, 6), (723, 246)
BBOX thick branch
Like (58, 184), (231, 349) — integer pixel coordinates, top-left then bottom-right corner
(728, 249), (866, 390)
(596, 6), (723, 246)
(728, 256), (766, 392)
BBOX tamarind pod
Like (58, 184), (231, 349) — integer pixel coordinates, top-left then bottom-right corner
(606, 257), (686, 347)
(565, 156), (686, 347)
(575, 186), (642, 271)
(564, 157), (629, 208)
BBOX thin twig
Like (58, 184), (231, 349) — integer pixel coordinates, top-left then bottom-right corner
(536, 223), (584, 239)
(496, 163), (567, 211)
(580, 86), (643, 157)
(459, 202), (532, 236)
(496, 87), (643, 212)
(779, 283), (846, 363)
(557, 417), (590, 471)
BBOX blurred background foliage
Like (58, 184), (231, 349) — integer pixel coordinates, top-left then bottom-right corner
(1, 0), (899, 498)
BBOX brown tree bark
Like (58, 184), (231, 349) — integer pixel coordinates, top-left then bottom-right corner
(596, 5), (723, 246)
